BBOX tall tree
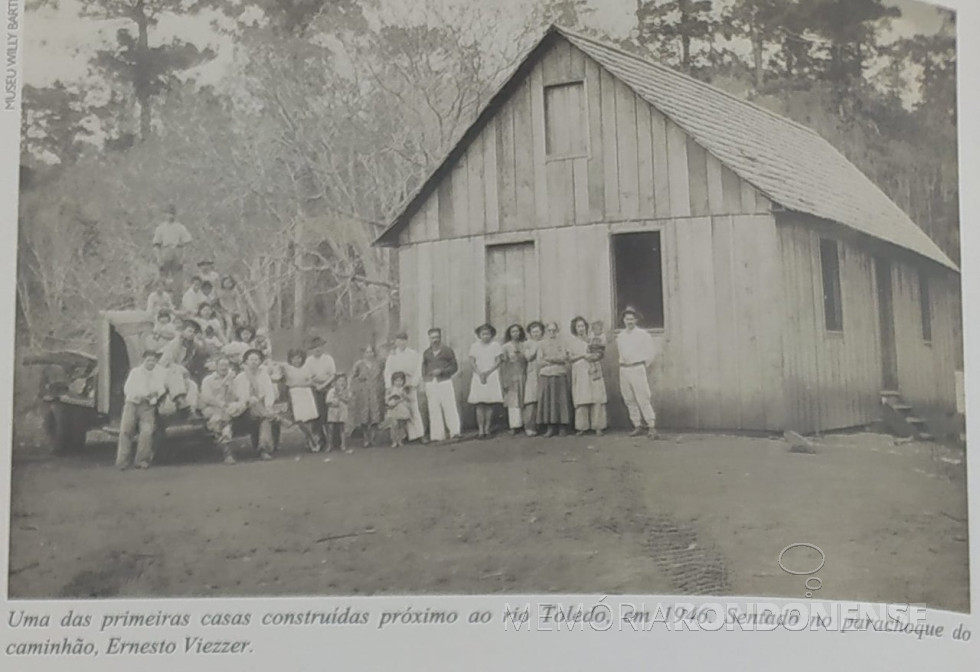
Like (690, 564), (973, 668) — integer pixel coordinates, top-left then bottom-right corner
(722, 0), (798, 87)
(801, 0), (900, 87)
(81, 1), (217, 141)
(635, 0), (715, 72)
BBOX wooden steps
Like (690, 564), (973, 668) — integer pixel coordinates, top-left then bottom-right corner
(880, 391), (934, 442)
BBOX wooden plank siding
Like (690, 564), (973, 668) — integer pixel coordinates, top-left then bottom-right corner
(775, 213), (957, 432)
(396, 38), (771, 246)
(391, 37), (958, 432)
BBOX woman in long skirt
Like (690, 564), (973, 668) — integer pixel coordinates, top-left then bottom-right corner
(500, 324), (528, 435)
(522, 321), (545, 436)
(468, 323), (504, 439)
(535, 322), (571, 437)
(350, 344), (385, 447)
(568, 316), (608, 436)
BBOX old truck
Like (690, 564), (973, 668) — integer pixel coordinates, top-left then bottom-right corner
(25, 310), (278, 454)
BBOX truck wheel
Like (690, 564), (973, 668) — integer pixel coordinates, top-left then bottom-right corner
(45, 403), (89, 454)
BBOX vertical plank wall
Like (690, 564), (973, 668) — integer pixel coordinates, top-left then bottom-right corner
(394, 36), (792, 429)
(891, 263), (958, 414)
(776, 215), (958, 432)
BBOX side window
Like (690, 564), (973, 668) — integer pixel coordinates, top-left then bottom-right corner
(819, 238), (843, 332)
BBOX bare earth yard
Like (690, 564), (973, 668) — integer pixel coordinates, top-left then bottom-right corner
(7, 428), (970, 612)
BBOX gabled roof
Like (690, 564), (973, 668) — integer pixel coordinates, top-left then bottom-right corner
(376, 26), (957, 271)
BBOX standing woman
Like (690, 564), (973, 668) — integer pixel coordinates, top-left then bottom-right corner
(568, 316), (608, 436)
(350, 344), (385, 447)
(467, 323), (504, 439)
(500, 324), (528, 435)
(536, 322), (572, 437)
(522, 321), (545, 436)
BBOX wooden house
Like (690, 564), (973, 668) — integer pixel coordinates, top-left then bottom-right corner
(374, 26), (961, 433)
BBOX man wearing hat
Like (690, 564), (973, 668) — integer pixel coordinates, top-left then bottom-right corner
(116, 349), (168, 470)
(384, 331), (426, 442)
(234, 347), (279, 460)
(197, 259), (220, 289)
(616, 307), (660, 439)
(152, 204), (192, 290)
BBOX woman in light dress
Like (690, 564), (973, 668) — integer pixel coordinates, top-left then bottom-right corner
(568, 316), (608, 436)
(468, 323), (504, 439)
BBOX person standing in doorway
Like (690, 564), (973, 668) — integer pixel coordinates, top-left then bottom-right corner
(422, 327), (461, 443)
(152, 204), (192, 291)
(616, 307), (660, 439)
(115, 350), (168, 470)
(384, 332), (426, 443)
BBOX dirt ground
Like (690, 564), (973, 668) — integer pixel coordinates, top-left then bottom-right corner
(7, 426), (971, 612)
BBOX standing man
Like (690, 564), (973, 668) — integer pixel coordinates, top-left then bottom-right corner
(116, 350), (168, 470)
(152, 204), (192, 293)
(304, 336), (337, 444)
(384, 332), (426, 443)
(422, 327), (460, 442)
(616, 307), (660, 439)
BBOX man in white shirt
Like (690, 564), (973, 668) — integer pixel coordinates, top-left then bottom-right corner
(616, 308), (660, 439)
(234, 348), (278, 460)
(181, 276), (208, 315)
(153, 204), (192, 285)
(384, 331), (426, 442)
(196, 259), (220, 289)
(200, 356), (246, 464)
(116, 350), (168, 470)
(304, 335), (336, 444)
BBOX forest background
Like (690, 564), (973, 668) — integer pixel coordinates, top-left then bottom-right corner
(14, 0), (958, 373)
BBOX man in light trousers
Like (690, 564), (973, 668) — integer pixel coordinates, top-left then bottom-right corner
(421, 327), (461, 442)
(616, 308), (660, 439)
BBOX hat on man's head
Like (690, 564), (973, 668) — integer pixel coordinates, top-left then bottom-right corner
(181, 318), (203, 334)
(142, 349), (162, 360)
(621, 306), (642, 321)
(394, 331), (409, 341)
(474, 323), (497, 338)
(197, 259), (215, 268)
(165, 204), (177, 215)
(308, 336), (326, 349)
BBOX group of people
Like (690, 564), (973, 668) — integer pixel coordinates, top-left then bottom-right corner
(381, 308), (660, 447)
(115, 205), (661, 469)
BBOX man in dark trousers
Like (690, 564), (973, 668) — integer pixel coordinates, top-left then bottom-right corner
(421, 327), (461, 442)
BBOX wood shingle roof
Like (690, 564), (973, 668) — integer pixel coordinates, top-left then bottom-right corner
(377, 25), (956, 271)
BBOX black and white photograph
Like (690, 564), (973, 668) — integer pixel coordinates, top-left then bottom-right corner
(6, 0), (970, 617)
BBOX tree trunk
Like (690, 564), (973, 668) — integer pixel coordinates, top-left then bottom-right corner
(752, 30), (764, 88)
(135, 1), (152, 142)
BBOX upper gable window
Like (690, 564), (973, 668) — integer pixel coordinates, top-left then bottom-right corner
(544, 81), (587, 159)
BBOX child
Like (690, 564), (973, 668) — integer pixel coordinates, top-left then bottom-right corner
(325, 373), (352, 453)
(146, 282), (175, 315)
(145, 309), (177, 352)
(197, 303), (225, 342)
(200, 280), (218, 307)
(384, 371), (412, 448)
(588, 320), (606, 382)
(222, 325), (255, 369)
(202, 325), (225, 359)
(282, 349), (322, 452)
